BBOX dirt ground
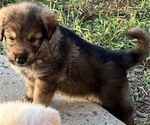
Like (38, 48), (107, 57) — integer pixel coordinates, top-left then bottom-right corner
(128, 65), (150, 125)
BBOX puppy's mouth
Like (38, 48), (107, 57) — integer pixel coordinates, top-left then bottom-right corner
(15, 62), (30, 67)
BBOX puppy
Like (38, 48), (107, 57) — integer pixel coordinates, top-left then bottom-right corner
(0, 2), (149, 125)
(0, 101), (61, 125)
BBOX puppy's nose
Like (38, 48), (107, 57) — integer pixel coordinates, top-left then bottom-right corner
(16, 56), (27, 65)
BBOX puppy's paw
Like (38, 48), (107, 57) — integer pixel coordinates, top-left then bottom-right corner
(21, 94), (33, 102)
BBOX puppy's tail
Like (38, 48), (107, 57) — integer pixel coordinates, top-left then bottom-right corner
(121, 27), (150, 69)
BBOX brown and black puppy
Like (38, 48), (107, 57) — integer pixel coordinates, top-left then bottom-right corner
(0, 2), (149, 125)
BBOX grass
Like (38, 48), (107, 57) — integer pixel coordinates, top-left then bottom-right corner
(0, 0), (150, 50)
(0, 0), (150, 124)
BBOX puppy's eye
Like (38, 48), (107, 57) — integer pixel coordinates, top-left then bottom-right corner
(8, 37), (15, 42)
(29, 37), (37, 43)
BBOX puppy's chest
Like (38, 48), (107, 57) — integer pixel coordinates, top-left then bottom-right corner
(27, 68), (51, 78)
(12, 65), (51, 79)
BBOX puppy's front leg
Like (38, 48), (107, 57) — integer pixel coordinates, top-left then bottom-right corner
(33, 78), (56, 106)
(21, 78), (34, 102)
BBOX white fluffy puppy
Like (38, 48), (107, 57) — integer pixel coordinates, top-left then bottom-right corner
(0, 101), (61, 125)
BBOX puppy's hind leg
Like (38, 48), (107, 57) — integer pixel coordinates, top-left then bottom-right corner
(102, 102), (134, 125)
(99, 81), (134, 125)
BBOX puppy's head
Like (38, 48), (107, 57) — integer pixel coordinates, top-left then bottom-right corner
(0, 101), (61, 125)
(0, 2), (58, 67)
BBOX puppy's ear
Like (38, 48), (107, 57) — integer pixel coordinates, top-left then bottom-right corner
(0, 9), (6, 42)
(0, 18), (4, 42)
(40, 108), (61, 125)
(0, 29), (2, 42)
(0, 25), (4, 42)
(40, 9), (58, 40)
